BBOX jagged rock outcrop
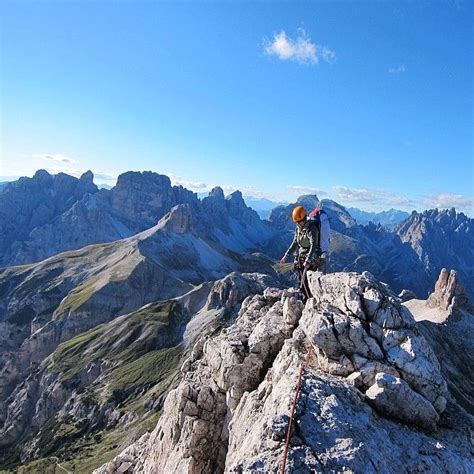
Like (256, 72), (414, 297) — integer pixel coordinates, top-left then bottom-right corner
(396, 208), (474, 299)
(0, 170), (98, 266)
(300, 272), (448, 423)
(398, 288), (417, 302)
(96, 272), (471, 474)
(427, 268), (470, 313)
(405, 269), (474, 415)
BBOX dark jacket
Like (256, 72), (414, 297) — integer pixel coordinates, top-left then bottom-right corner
(284, 219), (321, 264)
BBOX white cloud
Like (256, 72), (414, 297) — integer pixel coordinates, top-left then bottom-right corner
(319, 45), (337, 64)
(287, 185), (328, 197)
(167, 172), (208, 191)
(43, 166), (83, 177)
(188, 182), (207, 190)
(93, 171), (118, 184)
(32, 153), (78, 164)
(423, 193), (473, 212)
(388, 64), (406, 74)
(264, 29), (336, 65)
(332, 186), (413, 207)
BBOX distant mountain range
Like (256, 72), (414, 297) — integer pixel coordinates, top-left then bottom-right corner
(197, 193), (288, 219)
(347, 207), (410, 228)
(1, 170), (472, 300)
(241, 196), (288, 219)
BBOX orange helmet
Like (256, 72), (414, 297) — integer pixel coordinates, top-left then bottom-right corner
(292, 206), (307, 222)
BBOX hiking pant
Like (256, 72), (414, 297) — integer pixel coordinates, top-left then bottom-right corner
(294, 254), (326, 300)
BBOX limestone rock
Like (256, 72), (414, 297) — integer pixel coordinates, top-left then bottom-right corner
(282, 296), (303, 326)
(366, 372), (439, 430)
(95, 272), (472, 474)
(427, 268), (470, 313)
(300, 271), (448, 424)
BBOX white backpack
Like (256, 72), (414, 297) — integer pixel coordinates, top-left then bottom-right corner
(308, 208), (331, 253)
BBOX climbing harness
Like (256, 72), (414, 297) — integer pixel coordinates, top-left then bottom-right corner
(280, 345), (314, 474)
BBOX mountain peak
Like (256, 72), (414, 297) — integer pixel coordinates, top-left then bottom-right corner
(115, 170), (172, 189)
(209, 186), (225, 199)
(226, 190), (246, 208)
(80, 170), (94, 184)
(33, 169), (53, 183)
(296, 194), (319, 206)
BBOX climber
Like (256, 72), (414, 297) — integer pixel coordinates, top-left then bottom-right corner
(280, 205), (325, 301)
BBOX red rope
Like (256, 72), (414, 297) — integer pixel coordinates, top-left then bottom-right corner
(280, 346), (313, 474)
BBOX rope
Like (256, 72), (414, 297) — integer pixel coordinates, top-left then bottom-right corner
(280, 345), (314, 474)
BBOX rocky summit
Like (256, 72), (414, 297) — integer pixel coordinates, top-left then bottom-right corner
(95, 271), (473, 474)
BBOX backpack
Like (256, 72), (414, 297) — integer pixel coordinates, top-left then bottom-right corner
(308, 208), (331, 253)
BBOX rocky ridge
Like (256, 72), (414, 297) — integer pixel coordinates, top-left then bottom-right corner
(0, 271), (277, 468)
(96, 272), (472, 473)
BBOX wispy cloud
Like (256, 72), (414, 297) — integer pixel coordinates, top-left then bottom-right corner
(423, 193), (473, 213)
(388, 64), (406, 74)
(332, 186), (413, 207)
(93, 171), (118, 183)
(220, 184), (283, 201)
(43, 166), (83, 177)
(32, 153), (78, 164)
(264, 29), (336, 65)
(168, 173), (207, 190)
(288, 185), (328, 197)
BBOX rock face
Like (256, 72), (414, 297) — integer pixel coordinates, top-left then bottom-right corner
(396, 208), (474, 299)
(427, 268), (470, 313)
(96, 272), (471, 474)
(405, 268), (474, 415)
(300, 272), (448, 423)
(398, 288), (417, 302)
(0, 170), (98, 265)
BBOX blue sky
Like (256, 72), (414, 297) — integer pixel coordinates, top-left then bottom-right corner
(1, 1), (473, 214)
